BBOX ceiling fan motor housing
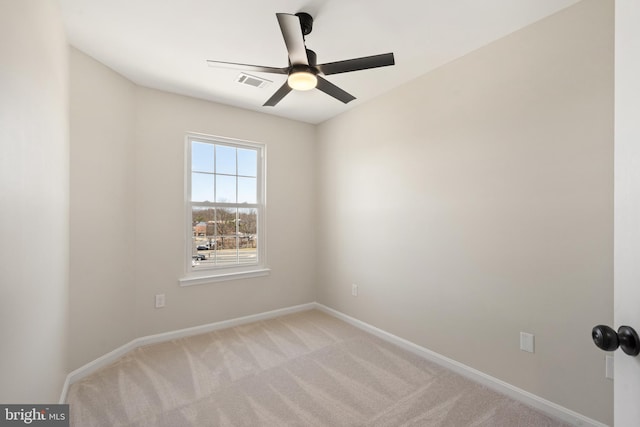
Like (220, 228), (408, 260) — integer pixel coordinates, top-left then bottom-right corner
(290, 64), (317, 76)
(295, 12), (313, 35)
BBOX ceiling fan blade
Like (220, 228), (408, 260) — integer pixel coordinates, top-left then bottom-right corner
(316, 76), (356, 104)
(263, 81), (293, 107)
(276, 13), (308, 65)
(317, 53), (395, 76)
(206, 60), (288, 74)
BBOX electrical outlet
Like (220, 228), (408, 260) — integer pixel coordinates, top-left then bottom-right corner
(155, 294), (165, 308)
(520, 332), (534, 353)
(351, 284), (358, 297)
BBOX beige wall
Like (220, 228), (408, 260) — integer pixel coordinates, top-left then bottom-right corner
(315, 0), (613, 424)
(68, 51), (317, 369)
(133, 87), (317, 337)
(0, 0), (69, 402)
(69, 48), (137, 369)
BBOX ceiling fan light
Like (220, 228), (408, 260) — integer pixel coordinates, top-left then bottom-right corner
(288, 71), (317, 91)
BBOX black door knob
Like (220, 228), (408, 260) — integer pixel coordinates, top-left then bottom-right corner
(592, 325), (619, 351)
(592, 324), (640, 356)
(618, 326), (640, 356)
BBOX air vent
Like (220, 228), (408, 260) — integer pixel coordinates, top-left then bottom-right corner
(236, 73), (271, 89)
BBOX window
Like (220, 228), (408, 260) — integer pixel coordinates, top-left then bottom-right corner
(181, 133), (268, 286)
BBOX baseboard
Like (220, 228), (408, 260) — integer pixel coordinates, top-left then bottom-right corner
(315, 303), (608, 427)
(59, 302), (315, 403)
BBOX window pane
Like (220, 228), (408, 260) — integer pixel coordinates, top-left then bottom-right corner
(216, 208), (236, 236)
(191, 207), (216, 269)
(217, 206), (238, 267)
(238, 208), (257, 235)
(216, 145), (236, 175)
(192, 206), (215, 225)
(237, 148), (257, 177)
(216, 175), (236, 203)
(238, 208), (257, 265)
(238, 240), (257, 265)
(217, 237), (238, 266)
(237, 177), (256, 204)
(191, 173), (214, 202)
(192, 141), (214, 173)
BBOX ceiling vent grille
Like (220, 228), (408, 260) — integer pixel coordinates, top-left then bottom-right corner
(236, 73), (271, 89)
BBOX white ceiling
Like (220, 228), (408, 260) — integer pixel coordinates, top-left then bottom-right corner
(58, 0), (581, 124)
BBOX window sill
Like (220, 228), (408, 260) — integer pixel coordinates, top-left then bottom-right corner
(179, 267), (271, 287)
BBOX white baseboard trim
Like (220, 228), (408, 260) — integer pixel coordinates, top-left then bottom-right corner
(59, 302), (315, 403)
(315, 303), (608, 427)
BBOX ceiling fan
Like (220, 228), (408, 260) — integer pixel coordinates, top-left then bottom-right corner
(206, 12), (395, 107)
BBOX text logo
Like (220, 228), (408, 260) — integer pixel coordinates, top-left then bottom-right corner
(0, 405), (68, 426)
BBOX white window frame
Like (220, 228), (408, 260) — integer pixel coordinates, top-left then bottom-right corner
(180, 132), (269, 286)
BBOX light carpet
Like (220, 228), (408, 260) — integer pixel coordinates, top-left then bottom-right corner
(66, 310), (571, 426)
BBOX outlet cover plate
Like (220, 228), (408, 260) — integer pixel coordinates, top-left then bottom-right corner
(155, 294), (166, 308)
(520, 332), (534, 353)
